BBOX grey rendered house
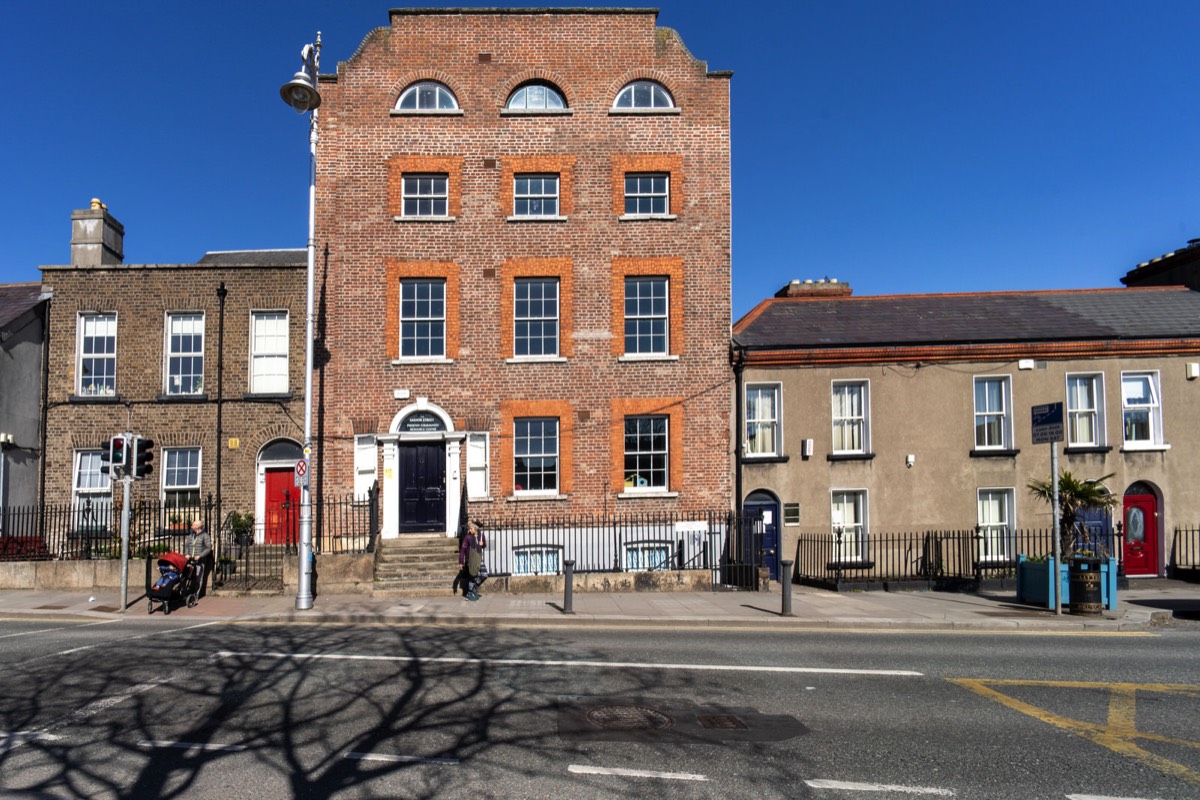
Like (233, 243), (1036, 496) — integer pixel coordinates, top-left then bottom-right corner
(732, 278), (1200, 580)
(0, 283), (49, 527)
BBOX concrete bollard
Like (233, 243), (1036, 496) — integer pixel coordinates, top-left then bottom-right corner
(780, 560), (795, 617)
(563, 560), (576, 614)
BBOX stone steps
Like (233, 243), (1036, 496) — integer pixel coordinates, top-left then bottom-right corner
(373, 535), (462, 597)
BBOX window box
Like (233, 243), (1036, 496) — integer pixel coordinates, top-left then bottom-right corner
(827, 453), (875, 462)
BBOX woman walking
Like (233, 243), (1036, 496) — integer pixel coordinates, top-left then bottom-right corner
(459, 520), (488, 601)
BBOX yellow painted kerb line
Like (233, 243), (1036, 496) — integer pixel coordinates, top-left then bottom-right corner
(951, 678), (1200, 786)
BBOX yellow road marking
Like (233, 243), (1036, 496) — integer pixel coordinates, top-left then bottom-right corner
(951, 678), (1200, 786)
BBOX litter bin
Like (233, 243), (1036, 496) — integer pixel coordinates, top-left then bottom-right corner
(1068, 556), (1103, 615)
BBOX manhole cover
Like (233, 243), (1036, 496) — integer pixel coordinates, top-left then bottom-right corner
(586, 705), (674, 731)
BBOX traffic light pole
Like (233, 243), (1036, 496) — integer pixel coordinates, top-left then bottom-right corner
(118, 472), (133, 612)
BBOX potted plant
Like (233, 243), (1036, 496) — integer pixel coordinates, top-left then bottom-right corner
(1021, 470), (1119, 611)
(229, 511), (254, 554)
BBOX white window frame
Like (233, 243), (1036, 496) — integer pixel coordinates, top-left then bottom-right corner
(830, 490), (868, 562)
(72, 450), (112, 532)
(623, 173), (670, 216)
(395, 81), (459, 111)
(514, 277), (560, 358)
(77, 312), (117, 397)
(1121, 370), (1165, 448)
(832, 380), (870, 454)
(165, 312), (205, 396)
(745, 383), (781, 457)
(399, 278), (446, 358)
(466, 432), (490, 501)
(506, 82), (566, 111)
(623, 276), (668, 356)
(162, 447), (202, 516)
(623, 415), (669, 492)
(1066, 372), (1106, 447)
(513, 545), (562, 576)
(973, 375), (1013, 450)
(513, 174), (560, 217)
(613, 80), (675, 109)
(513, 417), (559, 496)
(354, 435), (378, 499)
(624, 542), (672, 572)
(402, 174), (450, 218)
(783, 503), (801, 526)
(250, 310), (289, 394)
(977, 488), (1016, 563)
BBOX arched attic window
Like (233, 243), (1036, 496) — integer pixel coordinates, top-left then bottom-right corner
(395, 81), (459, 112)
(506, 82), (566, 111)
(614, 80), (674, 110)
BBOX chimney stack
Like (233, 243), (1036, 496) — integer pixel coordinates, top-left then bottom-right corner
(70, 199), (124, 266)
(775, 278), (852, 298)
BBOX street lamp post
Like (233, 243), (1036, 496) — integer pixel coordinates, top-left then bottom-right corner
(280, 34), (322, 610)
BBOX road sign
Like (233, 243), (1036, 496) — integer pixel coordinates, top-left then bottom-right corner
(294, 458), (310, 488)
(1031, 402), (1064, 444)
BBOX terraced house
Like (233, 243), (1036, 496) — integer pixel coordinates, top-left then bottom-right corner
(732, 278), (1200, 583)
(311, 7), (733, 572)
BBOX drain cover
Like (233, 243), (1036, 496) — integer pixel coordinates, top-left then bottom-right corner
(586, 705), (675, 731)
(698, 714), (747, 730)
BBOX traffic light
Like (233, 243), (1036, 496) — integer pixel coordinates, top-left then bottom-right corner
(99, 436), (127, 476)
(131, 436), (154, 479)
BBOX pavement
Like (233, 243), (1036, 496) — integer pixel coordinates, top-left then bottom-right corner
(1, 579), (1197, 631)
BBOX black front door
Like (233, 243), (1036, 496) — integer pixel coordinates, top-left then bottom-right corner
(398, 443), (446, 533)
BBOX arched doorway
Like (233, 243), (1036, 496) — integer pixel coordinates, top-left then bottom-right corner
(381, 401), (463, 539)
(257, 439), (302, 545)
(743, 489), (781, 581)
(1123, 481), (1161, 577)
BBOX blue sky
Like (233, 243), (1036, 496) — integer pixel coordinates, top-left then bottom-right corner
(4, 1), (1199, 320)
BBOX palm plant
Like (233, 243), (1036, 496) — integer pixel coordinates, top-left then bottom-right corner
(1027, 470), (1117, 557)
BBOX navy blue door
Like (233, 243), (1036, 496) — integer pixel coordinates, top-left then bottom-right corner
(743, 495), (781, 581)
(398, 444), (446, 533)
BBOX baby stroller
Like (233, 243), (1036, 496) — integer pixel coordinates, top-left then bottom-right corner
(147, 551), (204, 615)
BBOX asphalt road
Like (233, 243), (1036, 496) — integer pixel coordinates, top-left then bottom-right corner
(1, 617), (1197, 799)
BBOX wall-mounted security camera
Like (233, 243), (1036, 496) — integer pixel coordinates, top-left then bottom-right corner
(905, 454), (915, 469)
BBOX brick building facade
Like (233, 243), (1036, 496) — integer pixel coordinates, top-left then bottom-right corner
(312, 8), (733, 539)
(39, 202), (307, 540)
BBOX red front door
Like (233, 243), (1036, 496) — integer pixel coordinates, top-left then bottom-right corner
(1122, 494), (1159, 576)
(264, 468), (299, 545)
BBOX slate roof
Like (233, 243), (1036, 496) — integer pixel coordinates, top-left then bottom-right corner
(0, 282), (46, 330)
(196, 249), (306, 267)
(733, 287), (1200, 350)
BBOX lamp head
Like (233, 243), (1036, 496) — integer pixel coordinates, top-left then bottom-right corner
(280, 71), (321, 113)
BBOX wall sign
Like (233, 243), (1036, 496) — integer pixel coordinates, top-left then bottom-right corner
(400, 410), (447, 433)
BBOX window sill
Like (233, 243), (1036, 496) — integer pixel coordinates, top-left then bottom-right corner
(393, 216), (457, 223)
(743, 455), (789, 464)
(467, 496), (494, 504)
(617, 490), (679, 500)
(507, 493), (567, 502)
(969, 448), (1021, 458)
(243, 392), (294, 401)
(609, 108), (680, 116)
(69, 394), (122, 404)
(1064, 445), (1113, 455)
(391, 357), (455, 366)
(389, 109), (464, 117)
(501, 108), (573, 117)
(506, 215), (568, 223)
(827, 452), (875, 462)
(1120, 443), (1171, 453)
(618, 354), (679, 363)
(157, 393), (208, 403)
(505, 356), (567, 364)
(618, 214), (678, 222)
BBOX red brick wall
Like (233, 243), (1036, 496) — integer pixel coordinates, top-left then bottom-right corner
(315, 9), (732, 515)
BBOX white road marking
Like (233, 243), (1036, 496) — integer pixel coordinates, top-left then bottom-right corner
(139, 740), (247, 752)
(0, 732), (45, 754)
(10, 620), (223, 668)
(569, 764), (708, 782)
(1067, 796), (1167, 800)
(806, 778), (954, 795)
(0, 619), (118, 640)
(215, 650), (922, 677)
(345, 751), (459, 765)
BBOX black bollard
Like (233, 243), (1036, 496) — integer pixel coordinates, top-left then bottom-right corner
(780, 560), (795, 617)
(563, 560), (576, 614)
